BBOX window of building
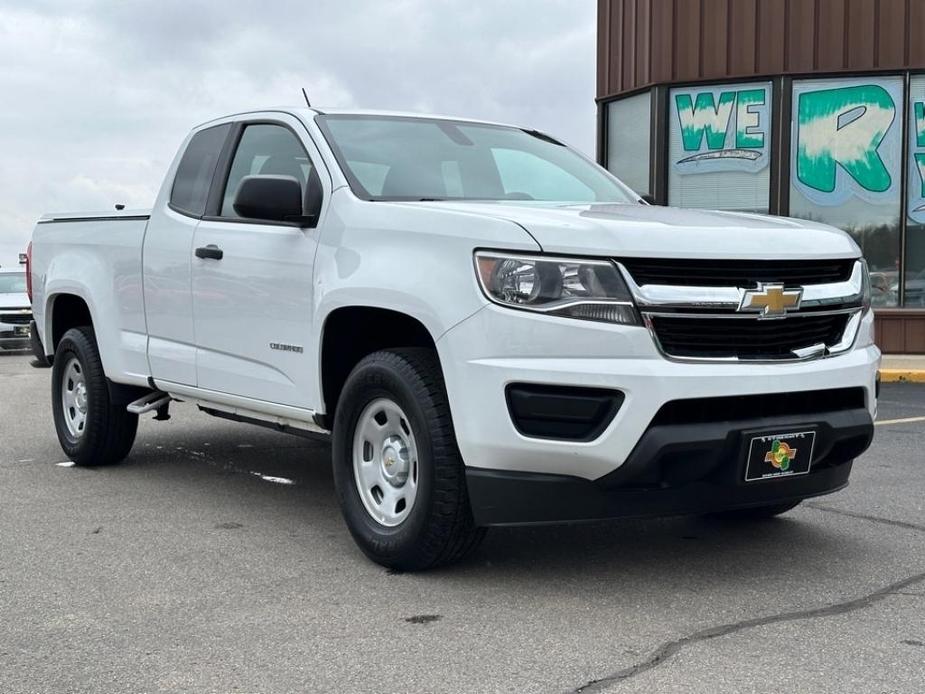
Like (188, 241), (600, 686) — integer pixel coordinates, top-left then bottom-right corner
(789, 76), (903, 307)
(605, 92), (650, 196)
(667, 82), (771, 212)
(905, 74), (925, 307)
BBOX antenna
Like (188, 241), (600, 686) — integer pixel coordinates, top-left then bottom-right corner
(301, 87), (312, 108)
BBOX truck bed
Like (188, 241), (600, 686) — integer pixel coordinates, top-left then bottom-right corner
(31, 209), (153, 386)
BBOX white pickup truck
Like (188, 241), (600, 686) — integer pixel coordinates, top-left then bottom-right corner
(29, 108), (879, 570)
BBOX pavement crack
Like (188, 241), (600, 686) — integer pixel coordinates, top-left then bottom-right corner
(568, 571), (925, 693)
(806, 503), (925, 533)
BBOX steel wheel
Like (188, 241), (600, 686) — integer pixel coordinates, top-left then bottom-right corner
(60, 355), (88, 439)
(352, 397), (419, 527)
(333, 348), (485, 570)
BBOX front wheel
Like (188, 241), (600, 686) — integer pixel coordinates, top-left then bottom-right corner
(332, 348), (485, 571)
(51, 327), (138, 466)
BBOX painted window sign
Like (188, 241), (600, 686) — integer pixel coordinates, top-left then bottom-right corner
(670, 82), (771, 174)
(791, 77), (903, 207)
(909, 81), (925, 225)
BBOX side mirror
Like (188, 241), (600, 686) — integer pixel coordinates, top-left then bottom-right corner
(232, 175), (313, 225)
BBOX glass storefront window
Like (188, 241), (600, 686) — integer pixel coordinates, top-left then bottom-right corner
(789, 76), (903, 307)
(668, 81), (771, 212)
(605, 92), (650, 196)
(905, 74), (925, 308)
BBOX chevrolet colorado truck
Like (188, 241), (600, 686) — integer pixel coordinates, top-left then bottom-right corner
(29, 108), (879, 570)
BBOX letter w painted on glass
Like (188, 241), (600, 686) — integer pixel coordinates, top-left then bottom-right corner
(675, 91), (736, 152)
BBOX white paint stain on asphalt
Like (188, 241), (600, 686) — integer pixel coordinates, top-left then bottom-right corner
(249, 472), (296, 485)
(55, 461), (75, 467)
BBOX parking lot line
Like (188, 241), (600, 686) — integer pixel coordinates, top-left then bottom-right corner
(875, 415), (925, 426)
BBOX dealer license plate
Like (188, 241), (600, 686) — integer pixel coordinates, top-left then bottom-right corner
(744, 431), (816, 482)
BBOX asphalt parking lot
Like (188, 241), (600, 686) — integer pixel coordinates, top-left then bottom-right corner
(1, 351), (924, 694)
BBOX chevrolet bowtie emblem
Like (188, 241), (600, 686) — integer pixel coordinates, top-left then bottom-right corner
(739, 283), (803, 318)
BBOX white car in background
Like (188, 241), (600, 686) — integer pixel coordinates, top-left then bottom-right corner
(0, 267), (32, 351)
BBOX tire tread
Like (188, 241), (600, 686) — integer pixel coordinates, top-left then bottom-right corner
(333, 347), (485, 570)
(52, 326), (137, 466)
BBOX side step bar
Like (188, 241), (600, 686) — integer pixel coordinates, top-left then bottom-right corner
(127, 392), (172, 415)
(199, 406), (330, 442)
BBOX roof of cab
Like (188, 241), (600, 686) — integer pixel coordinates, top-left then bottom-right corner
(196, 107), (521, 132)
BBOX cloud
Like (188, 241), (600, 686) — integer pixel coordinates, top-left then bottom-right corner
(0, 0), (596, 266)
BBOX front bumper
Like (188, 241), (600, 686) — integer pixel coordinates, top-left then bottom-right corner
(0, 320), (31, 349)
(438, 304), (879, 483)
(466, 406), (872, 525)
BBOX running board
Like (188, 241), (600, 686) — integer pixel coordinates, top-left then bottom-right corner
(152, 379), (329, 434)
(199, 405), (330, 441)
(126, 392), (172, 414)
(188, 397), (327, 434)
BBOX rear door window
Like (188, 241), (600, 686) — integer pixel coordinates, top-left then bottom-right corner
(169, 124), (231, 217)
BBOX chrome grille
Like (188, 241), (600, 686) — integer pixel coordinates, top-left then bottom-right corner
(0, 310), (31, 326)
(620, 257), (856, 288)
(650, 314), (850, 360)
(617, 258), (866, 362)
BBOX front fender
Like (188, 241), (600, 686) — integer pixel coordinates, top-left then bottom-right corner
(308, 190), (540, 409)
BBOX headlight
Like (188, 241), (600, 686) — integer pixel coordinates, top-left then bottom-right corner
(474, 251), (640, 325)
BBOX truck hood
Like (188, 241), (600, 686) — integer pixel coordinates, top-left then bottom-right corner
(0, 292), (29, 309)
(405, 201), (861, 259)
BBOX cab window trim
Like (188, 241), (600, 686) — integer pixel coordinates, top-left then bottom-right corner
(201, 119), (322, 228)
(167, 123), (234, 220)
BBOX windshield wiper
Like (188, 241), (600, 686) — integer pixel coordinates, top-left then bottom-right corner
(522, 129), (565, 146)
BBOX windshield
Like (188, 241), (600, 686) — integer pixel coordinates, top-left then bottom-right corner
(316, 115), (637, 204)
(0, 273), (26, 293)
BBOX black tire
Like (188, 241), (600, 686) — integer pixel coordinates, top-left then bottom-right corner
(707, 500), (802, 521)
(332, 348), (486, 571)
(30, 321), (50, 367)
(51, 326), (138, 466)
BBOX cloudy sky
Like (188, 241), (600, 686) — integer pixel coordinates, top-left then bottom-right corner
(0, 0), (597, 267)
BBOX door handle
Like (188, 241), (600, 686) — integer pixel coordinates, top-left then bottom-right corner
(195, 244), (223, 260)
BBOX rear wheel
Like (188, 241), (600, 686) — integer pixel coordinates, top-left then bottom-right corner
(51, 327), (138, 466)
(707, 500), (802, 520)
(332, 348), (485, 571)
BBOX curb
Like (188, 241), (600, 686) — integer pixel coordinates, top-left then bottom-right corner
(879, 369), (925, 383)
